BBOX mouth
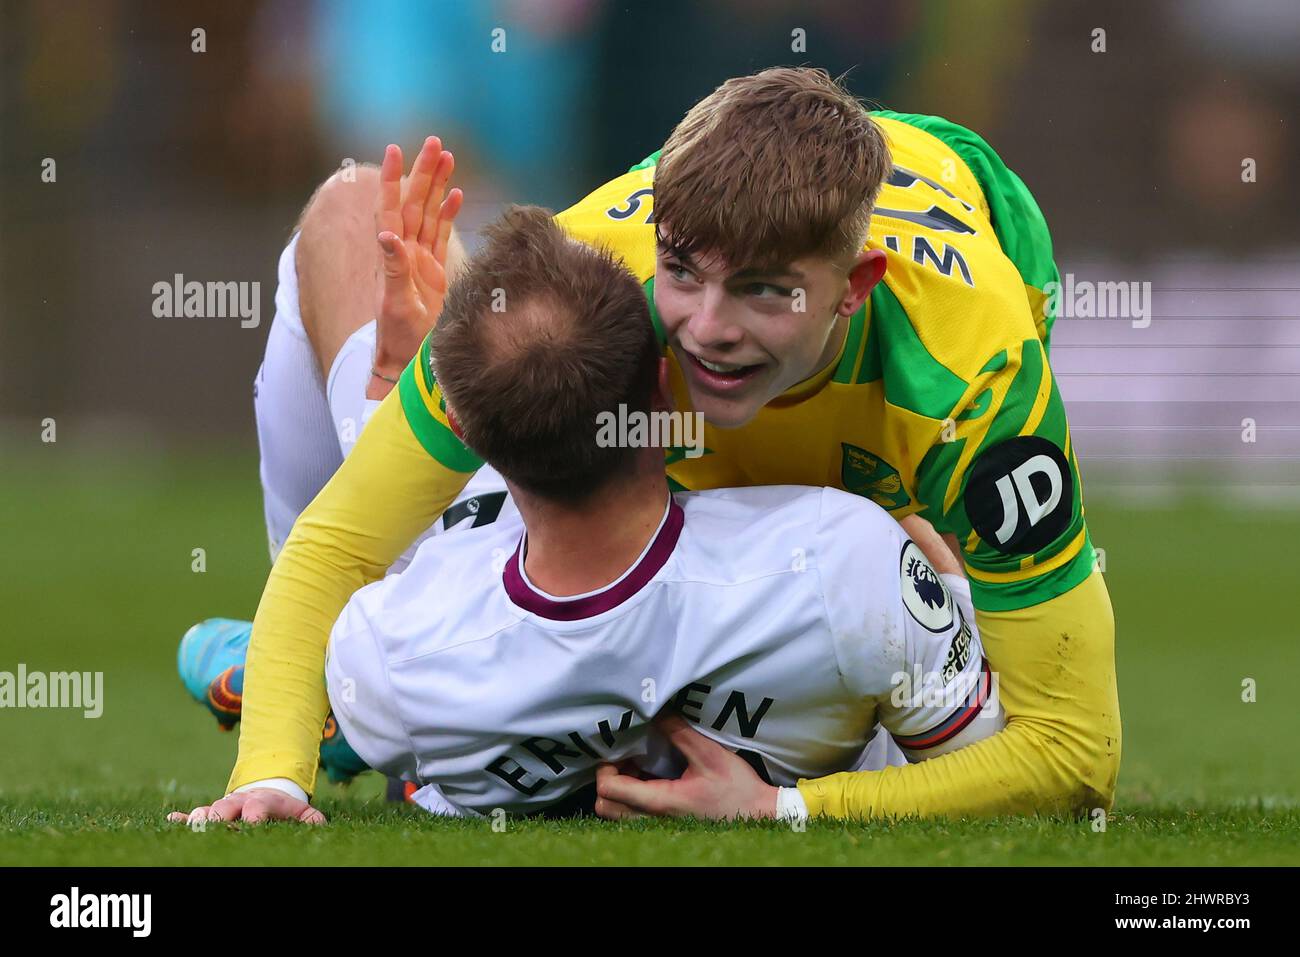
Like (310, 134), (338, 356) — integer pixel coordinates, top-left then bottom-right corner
(682, 349), (766, 393)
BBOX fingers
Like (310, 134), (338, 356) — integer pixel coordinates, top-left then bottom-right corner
(653, 713), (729, 770)
(595, 765), (642, 818)
(298, 805), (328, 825)
(379, 137), (456, 248)
(241, 796), (272, 824)
(205, 794), (250, 822)
(898, 513), (963, 577)
(595, 764), (680, 816)
(418, 150), (456, 247)
(163, 795), (241, 827)
(239, 793), (324, 824)
(164, 790), (326, 826)
(412, 188), (464, 297)
(593, 764), (641, 819)
(430, 187), (464, 266)
(401, 136), (441, 239)
(378, 229), (413, 295)
(377, 144), (404, 238)
(594, 795), (643, 820)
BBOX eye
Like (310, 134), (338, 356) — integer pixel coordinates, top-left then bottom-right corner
(665, 261), (694, 283)
(745, 283), (792, 299)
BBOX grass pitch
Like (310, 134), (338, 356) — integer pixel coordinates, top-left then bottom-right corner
(2, 444), (1298, 866)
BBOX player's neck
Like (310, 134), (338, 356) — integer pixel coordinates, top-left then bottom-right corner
(515, 472), (672, 598)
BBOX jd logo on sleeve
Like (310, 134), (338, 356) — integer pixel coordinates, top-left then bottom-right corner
(964, 436), (1072, 554)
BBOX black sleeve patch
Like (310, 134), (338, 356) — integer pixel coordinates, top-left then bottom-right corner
(963, 435), (1072, 555)
(442, 491), (508, 531)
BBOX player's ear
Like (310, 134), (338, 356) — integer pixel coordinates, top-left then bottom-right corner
(445, 402), (466, 441)
(652, 356), (674, 413)
(839, 249), (887, 316)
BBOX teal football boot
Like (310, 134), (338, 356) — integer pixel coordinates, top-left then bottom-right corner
(176, 617), (369, 784)
(320, 712), (371, 785)
(177, 618), (252, 729)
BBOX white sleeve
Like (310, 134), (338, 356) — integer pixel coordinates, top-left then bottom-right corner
(324, 591), (419, 779)
(815, 488), (1003, 761)
(880, 571), (1003, 759)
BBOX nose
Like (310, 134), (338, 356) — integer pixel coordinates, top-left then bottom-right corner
(685, 285), (743, 351)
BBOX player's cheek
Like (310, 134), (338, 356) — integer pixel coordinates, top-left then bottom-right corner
(656, 301), (685, 339)
(652, 284), (693, 339)
(754, 322), (801, 376)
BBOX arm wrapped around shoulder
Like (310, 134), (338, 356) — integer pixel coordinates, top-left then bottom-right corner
(799, 569), (1120, 819)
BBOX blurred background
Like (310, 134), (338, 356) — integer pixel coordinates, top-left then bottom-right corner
(1, 0), (1298, 818)
(2, 0), (1298, 485)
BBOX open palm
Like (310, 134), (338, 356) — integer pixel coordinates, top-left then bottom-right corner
(369, 136), (464, 395)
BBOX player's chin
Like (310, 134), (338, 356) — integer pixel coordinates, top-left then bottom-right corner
(685, 373), (772, 429)
(689, 390), (763, 429)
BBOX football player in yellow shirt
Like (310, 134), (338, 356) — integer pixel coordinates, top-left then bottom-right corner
(181, 66), (1119, 824)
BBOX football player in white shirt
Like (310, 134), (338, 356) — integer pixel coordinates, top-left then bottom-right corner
(321, 206), (1002, 822)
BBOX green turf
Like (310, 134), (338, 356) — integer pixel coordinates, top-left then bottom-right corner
(4, 801), (1298, 867)
(1, 443), (1298, 865)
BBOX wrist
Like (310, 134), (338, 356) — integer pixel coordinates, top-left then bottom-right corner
(231, 778), (309, 803)
(365, 373), (398, 401)
(368, 349), (407, 401)
(370, 356), (407, 381)
(774, 786), (809, 824)
(750, 783), (780, 820)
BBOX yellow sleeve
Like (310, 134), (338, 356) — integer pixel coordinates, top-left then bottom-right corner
(227, 385), (474, 794)
(796, 569), (1121, 818)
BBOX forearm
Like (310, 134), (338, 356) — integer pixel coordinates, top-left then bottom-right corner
(797, 570), (1120, 818)
(228, 392), (472, 794)
(231, 519), (382, 793)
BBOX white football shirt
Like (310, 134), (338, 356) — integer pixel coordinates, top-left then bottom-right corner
(326, 485), (1000, 817)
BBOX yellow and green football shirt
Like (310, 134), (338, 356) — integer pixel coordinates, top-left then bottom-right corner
(398, 111), (1092, 612)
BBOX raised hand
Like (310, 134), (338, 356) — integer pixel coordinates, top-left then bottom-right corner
(368, 136), (464, 397)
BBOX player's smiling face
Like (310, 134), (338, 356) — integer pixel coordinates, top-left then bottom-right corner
(654, 238), (884, 428)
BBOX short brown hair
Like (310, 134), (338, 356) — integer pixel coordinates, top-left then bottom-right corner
(655, 66), (891, 269)
(430, 206), (659, 503)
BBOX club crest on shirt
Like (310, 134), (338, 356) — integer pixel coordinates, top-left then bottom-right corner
(899, 540), (953, 633)
(841, 443), (911, 510)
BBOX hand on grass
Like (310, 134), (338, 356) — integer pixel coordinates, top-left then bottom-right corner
(166, 788), (326, 826)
